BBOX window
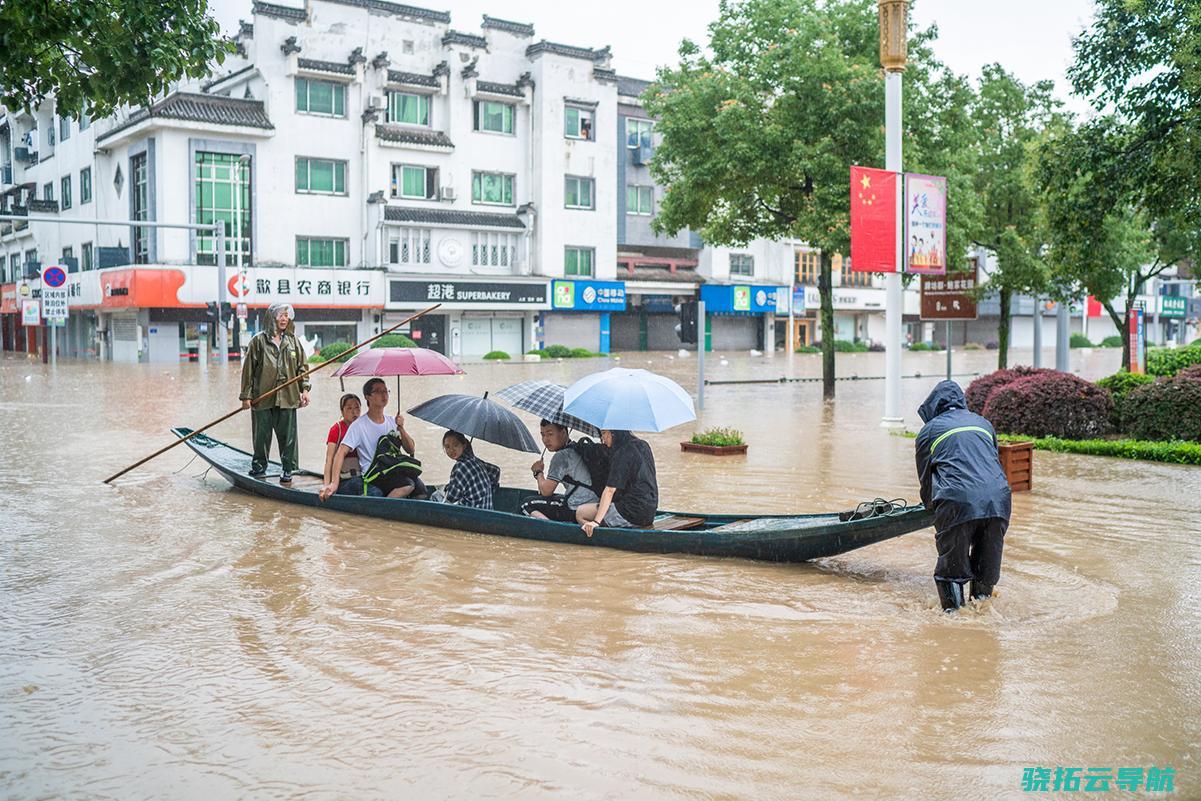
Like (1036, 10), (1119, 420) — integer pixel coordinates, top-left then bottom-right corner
(729, 254), (754, 276)
(402, 40), (414, 54)
(80, 167), (92, 204)
(626, 118), (653, 149)
(82, 242), (93, 271)
(131, 153), (149, 263)
(295, 78), (346, 117)
(836, 253), (871, 287)
(564, 106), (594, 140)
(60, 175), (71, 210)
(10, 254), (21, 282)
(471, 171), (514, 206)
(391, 164), (437, 199)
(388, 92), (430, 125)
(389, 227), (431, 265)
(565, 246), (594, 277)
(474, 100), (515, 134)
(296, 237), (348, 267)
(59, 115), (70, 142)
(195, 152), (252, 266)
(471, 232), (518, 268)
(295, 157), (347, 194)
(796, 250), (820, 285)
(62, 245), (73, 262)
(626, 185), (653, 215)
(564, 176), (594, 209)
(43, 182), (53, 201)
(79, 111), (90, 131)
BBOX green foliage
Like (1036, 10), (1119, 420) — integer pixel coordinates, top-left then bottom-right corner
(1122, 374), (1201, 442)
(541, 344), (573, 359)
(963, 342), (983, 350)
(831, 340), (868, 353)
(690, 427), (745, 446)
(981, 371), (1114, 439)
(895, 429), (1201, 465)
(1069, 333), (1094, 348)
(482, 350), (510, 361)
(318, 342), (355, 363)
(0, 0), (234, 119)
(526, 348), (544, 356)
(1146, 344), (1201, 377)
(1099, 335), (1124, 348)
(371, 333), (418, 349)
(909, 342), (945, 351)
(795, 345), (821, 353)
(1096, 370), (1155, 428)
(569, 347), (601, 358)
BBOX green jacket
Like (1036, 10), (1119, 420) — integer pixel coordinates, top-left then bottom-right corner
(240, 324), (311, 409)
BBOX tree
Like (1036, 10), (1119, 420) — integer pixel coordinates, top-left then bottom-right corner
(644, 0), (979, 398)
(1035, 0), (1201, 371)
(0, 0), (233, 119)
(968, 65), (1064, 368)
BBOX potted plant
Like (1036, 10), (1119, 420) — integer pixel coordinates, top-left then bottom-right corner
(681, 427), (748, 455)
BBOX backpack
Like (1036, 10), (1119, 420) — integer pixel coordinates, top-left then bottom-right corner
(560, 437), (610, 500)
(362, 431), (422, 495)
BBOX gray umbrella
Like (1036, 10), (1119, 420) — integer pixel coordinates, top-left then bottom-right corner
(407, 393), (540, 453)
(495, 379), (601, 437)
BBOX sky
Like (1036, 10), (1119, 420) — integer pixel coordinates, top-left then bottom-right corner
(208, 0), (1099, 113)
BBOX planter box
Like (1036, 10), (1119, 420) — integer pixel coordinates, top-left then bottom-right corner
(680, 442), (748, 456)
(998, 441), (1033, 492)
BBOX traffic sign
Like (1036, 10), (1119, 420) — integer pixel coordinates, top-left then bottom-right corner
(41, 265), (67, 288)
(42, 287), (68, 320)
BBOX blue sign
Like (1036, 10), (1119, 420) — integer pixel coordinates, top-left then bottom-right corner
(42, 266), (66, 288)
(701, 284), (785, 314)
(551, 279), (626, 312)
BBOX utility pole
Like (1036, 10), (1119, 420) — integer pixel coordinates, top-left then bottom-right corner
(879, 0), (908, 426)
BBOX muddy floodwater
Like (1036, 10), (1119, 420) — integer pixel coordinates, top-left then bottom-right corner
(1, 347), (1198, 800)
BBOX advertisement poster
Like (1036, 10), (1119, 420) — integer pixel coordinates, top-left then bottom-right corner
(1129, 307), (1145, 374)
(905, 173), (947, 275)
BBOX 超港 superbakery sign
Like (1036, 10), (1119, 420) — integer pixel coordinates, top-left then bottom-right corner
(387, 279), (549, 309)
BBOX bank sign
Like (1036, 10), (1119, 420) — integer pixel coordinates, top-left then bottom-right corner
(388, 279), (548, 309)
(700, 284), (783, 314)
(1160, 295), (1187, 318)
(551, 279), (626, 311)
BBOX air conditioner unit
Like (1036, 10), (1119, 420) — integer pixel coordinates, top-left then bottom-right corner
(13, 147), (30, 162)
(440, 186), (456, 201)
(368, 95), (384, 109)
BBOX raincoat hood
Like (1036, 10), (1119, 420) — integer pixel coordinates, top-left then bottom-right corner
(267, 303), (296, 335)
(918, 380), (967, 424)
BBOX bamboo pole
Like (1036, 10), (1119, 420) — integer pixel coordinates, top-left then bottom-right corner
(103, 304), (441, 484)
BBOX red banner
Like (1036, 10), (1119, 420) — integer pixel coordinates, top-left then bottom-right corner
(850, 166), (898, 273)
(1086, 295), (1103, 318)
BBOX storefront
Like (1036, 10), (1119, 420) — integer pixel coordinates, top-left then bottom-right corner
(699, 284), (786, 352)
(385, 277), (549, 361)
(612, 268), (702, 351)
(542, 279), (626, 354)
(788, 285), (921, 346)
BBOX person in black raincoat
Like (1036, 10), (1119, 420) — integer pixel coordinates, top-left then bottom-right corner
(915, 380), (1012, 611)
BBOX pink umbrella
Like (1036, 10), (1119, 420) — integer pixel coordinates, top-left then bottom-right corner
(332, 347), (464, 411)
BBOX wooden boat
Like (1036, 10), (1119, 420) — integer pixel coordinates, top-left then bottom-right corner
(174, 427), (934, 563)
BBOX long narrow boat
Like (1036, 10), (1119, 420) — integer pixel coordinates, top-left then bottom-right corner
(174, 427), (933, 563)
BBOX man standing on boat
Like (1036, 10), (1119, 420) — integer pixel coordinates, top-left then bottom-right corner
(240, 303), (310, 483)
(914, 380), (1012, 612)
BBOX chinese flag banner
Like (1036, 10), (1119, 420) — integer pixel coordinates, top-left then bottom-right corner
(850, 166), (898, 273)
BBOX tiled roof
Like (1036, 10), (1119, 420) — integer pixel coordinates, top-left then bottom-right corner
(386, 69), (440, 87)
(322, 0), (450, 24)
(252, 1), (307, 21)
(476, 80), (523, 98)
(374, 125), (454, 149)
(593, 67), (618, 84)
(620, 245), (700, 260)
(525, 41), (609, 62)
(626, 266), (704, 283)
(384, 206), (525, 229)
(297, 58), (355, 75)
(442, 30), (487, 49)
(98, 93), (273, 142)
(617, 75), (652, 98)
(202, 63), (257, 92)
(482, 16), (534, 37)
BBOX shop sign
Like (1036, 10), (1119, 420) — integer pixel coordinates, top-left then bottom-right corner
(1160, 295), (1187, 319)
(701, 284), (783, 314)
(551, 279), (626, 312)
(388, 279), (547, 307)
(920, 269), (978, 320)
(795, 286), (887, 312)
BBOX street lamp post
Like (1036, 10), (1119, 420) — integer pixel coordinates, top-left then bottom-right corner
(879, 0), (908, 426)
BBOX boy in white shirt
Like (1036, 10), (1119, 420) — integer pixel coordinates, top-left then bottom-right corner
(319, 378), (420, 499)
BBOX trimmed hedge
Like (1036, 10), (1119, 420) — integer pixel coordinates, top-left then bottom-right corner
(795, 345), (821, 353)
(963, 342), (984, 350)
(570, 347), (600, 358)
(832, 339), (868, 352)
(1121, 373), (1201, 442)
(1070, 333), (1094, 348)
(982, 371), (1114, 439)
(318, 341), (355, 363)
(542, 344), (573, 358)
(371, 333), (418, 349)
(1002, 434), (1201, 465)
(1096, 370), (1156, 429)
(690, 427), (745, 446)
(1100, 335), (1124, 348)
(909, 342), (943, 351)
(1146, 343), (1201, 377)
(482, 350), (510, 360)
(965, 366), (1056, 414)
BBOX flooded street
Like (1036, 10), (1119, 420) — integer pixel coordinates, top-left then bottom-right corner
(2, 347), (1199, 800)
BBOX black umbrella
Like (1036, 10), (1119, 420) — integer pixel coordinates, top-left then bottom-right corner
(407, 393), (540, 453)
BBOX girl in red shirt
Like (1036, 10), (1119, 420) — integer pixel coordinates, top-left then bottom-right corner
(323, 393), (362, 485)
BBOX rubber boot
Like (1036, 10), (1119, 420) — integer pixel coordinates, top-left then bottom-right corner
(935, 579), (966, 612)
(970, 581), (993, 601)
